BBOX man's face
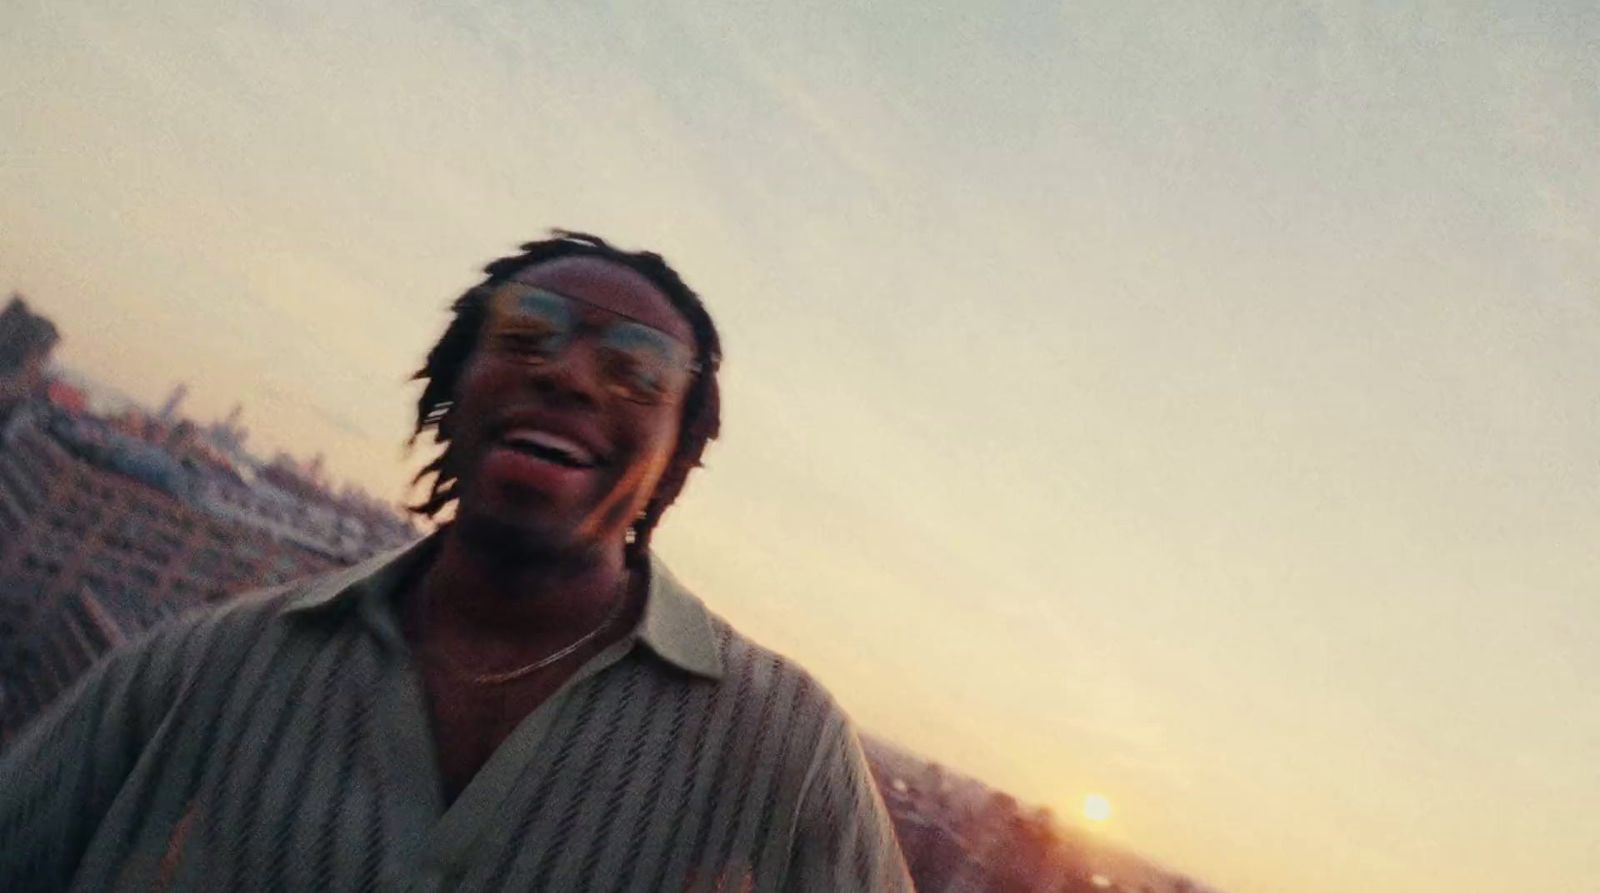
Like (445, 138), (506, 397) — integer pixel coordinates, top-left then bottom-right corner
(446, 256), (696, 560)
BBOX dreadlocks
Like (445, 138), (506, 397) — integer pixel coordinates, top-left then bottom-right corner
(408, 230), (723, 559)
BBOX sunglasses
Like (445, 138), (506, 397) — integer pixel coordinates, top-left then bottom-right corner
(483, 283), (699, 405)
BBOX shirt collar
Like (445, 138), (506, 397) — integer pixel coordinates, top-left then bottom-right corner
(635, 553), (724, 680)
(282, 531), (723, 681)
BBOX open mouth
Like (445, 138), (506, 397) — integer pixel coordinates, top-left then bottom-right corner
(498, 429), (599, 469)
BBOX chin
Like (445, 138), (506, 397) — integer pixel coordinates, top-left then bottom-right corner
(456, 500), (612, 563)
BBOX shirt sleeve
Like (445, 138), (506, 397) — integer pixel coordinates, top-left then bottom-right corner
(0, 623), (181, 892)
(782, 711), (916, 893)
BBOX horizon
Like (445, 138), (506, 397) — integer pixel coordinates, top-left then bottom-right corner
(3, 3), (1596, 891)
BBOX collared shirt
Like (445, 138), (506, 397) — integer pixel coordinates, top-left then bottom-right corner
(0, 537), (914, 892)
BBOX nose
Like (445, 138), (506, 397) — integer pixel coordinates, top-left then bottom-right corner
(527, 336), (608, 408)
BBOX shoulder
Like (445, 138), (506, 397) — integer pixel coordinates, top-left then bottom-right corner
(148, 540), (414, 651)
(3, 577), (308, 745)
(88, 581), (294, 696)
(114, 580), (291, 657)
(103, 555), (380, 695)
(694, 619), (910, 887)
(699, 611), (862, 757)
(139, 571), (324, 648)
(707, 613), (832, 700)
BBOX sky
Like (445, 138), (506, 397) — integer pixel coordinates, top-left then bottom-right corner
(3, 1), (1597, 890)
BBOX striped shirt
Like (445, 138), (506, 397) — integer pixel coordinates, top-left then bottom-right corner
(0, 537), (914, 892)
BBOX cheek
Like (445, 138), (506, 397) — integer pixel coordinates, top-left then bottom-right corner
(626, 413), (682, 488)
(649, 411), (685, 465)
(452, 356), (513, 414)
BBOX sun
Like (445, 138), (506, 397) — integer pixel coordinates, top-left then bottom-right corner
(1082, 793), (1112, 823)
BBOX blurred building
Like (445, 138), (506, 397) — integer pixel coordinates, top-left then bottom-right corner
(0, 405), (417, 739)
(0, 294), (60, 424)
(0, 303), (416, 740)
(156, 382), (188, 422)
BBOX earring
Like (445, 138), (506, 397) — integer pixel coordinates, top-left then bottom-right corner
(436, 402), (456, 439)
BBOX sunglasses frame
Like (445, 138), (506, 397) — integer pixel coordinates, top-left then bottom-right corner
(482, 282), (700, 405)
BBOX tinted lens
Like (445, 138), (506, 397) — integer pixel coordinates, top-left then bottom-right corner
(489, 285), (575, 359)
(487, 284), (693, 403)
(599, 322), (693, 403)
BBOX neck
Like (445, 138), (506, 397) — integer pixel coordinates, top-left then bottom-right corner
(414, 522), (634, 650)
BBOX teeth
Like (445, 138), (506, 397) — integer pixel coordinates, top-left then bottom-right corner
(502, 429), (595, 465)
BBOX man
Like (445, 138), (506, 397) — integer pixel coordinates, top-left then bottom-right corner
(0, 232), (914, 892)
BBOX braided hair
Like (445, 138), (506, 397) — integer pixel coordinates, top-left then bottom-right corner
(408, 230), (723, 560)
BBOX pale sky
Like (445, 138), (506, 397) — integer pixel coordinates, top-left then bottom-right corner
(3, 2), (1597, 891)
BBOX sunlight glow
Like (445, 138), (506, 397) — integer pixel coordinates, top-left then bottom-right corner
(1083, 793), (1113, 823)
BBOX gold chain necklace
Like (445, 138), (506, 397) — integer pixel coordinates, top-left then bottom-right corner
(421, 576), (631, 686)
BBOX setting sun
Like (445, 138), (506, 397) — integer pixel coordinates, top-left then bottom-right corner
(1083, 794), (1112, 823)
